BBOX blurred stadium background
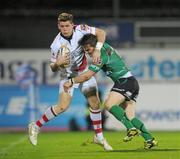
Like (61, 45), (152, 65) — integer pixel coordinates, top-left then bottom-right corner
(0, 0), (180, 158)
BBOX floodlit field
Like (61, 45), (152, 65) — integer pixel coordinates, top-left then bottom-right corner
(0, 131), (179, 159)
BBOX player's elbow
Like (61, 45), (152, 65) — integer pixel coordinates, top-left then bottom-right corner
(50, 65), (55, 72)
(96, 28), (106, 37)
(50, 63), (58, 72)
(51, 68), (56, 72)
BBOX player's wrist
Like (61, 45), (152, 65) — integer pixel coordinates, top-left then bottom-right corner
(95, 42), (103, 50)
(69, 78), (75, 85)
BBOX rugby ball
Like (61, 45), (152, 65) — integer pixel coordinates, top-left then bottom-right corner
(59, 45), (70, 67)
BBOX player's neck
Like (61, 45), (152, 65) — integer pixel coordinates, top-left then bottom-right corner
(60, 31), (73, 42)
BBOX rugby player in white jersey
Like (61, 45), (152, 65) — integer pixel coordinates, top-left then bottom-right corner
(28, 12), (112, 151)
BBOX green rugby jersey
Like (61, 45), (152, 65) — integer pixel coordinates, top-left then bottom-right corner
(89, 43), (130, 82)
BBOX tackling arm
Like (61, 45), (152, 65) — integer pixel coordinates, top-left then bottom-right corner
(63, 70), (96, 92)
(73, 69), (96, 84)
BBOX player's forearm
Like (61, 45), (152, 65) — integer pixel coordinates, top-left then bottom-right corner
(95, 28), (106, 44)
(74, 74), (90, 83)
(71, 70), (96, 84)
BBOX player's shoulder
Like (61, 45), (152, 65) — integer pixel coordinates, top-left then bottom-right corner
(50, 33), (63, 50)
(75, 24), (93, 32)
(51, 33), (62, 43)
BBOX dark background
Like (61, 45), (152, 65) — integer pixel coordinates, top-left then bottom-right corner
(1, 0), (180, 48)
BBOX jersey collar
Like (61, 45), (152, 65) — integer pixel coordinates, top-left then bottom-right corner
(60, 30), (74, 43)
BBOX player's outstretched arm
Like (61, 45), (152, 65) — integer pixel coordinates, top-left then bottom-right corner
(63, 70), (96, 92)
(74, 69), (96, 83)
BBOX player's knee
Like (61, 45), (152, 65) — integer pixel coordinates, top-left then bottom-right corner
(87, 96), (100, 110)
(89, 104), (100, 110)
(55, 104), (69, 114)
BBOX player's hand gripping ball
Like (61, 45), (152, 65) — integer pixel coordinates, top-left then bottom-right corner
(59, 45), (70, 68)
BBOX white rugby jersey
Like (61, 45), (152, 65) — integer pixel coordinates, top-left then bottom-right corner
(50, 24), (96, 79)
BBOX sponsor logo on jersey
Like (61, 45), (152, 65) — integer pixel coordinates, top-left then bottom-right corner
(125, 91), (132, 97)
(112, 88), (125, 92)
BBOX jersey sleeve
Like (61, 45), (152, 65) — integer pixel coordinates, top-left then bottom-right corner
(76, 24), (96, 35)
(50, 39), (60, 63)
(88, 64), (101, 73)
(50, 49), (58, 63)
(88, 57), (105, 73)
(89, 47), (108, 72)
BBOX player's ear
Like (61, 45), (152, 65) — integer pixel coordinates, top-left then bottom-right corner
(57, 22), (60, 29)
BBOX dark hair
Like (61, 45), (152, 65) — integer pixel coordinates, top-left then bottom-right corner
(58, 12), (73, 22)
(78, 34), (97, 47)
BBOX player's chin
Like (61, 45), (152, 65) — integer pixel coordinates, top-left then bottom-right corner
(62, 32), (69, 37)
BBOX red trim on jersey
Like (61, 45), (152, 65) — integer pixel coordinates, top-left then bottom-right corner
(92, 120), (102, 125)
(42, 115), (49, 122)
(95, 128), (102, 134)
(75, 55), (87, 72)
(36, 121), (42, 127)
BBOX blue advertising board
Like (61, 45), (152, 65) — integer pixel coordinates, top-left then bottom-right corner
(91, 21), (134, 44)
(0, 85), (88, 131)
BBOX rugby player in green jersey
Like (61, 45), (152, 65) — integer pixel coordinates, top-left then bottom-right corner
(64, 34), (158, 149)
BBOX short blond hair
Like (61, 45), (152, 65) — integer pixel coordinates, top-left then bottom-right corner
(58, 13), (73, 22)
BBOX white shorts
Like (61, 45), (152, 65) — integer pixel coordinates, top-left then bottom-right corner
(59, 76), (98, 96)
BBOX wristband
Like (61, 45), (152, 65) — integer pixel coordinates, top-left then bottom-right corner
(95, 42), (103, 50)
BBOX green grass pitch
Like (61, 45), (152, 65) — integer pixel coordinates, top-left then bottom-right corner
(0, 131), (180, 159)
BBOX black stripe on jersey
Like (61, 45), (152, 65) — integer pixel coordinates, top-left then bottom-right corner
(76, 55), (84, 66)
